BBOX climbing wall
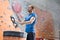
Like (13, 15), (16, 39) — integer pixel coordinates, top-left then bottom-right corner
(0, 0), (54, 40)
(0, 0), (21, 30)
(0, 0), (21, 40)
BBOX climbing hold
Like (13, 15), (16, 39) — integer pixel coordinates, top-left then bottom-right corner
(1, 21), (3, 23)
(0, 25), (1, 26)
(10, 16), (15, 23)
(9, 25), (11, 27)
(13, 23), (18, 28)
(0, 16), (3, 18)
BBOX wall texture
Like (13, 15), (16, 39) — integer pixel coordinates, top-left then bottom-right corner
(0, 0), (60, 40)
(26, 0), (60, 40)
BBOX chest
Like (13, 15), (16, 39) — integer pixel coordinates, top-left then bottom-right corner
(25, 15), (32, 21)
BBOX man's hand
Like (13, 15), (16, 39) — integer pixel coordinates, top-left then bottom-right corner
(15, 19), (19, 22)
(15, 19), (25, 25)
(19, 21), (25, 25)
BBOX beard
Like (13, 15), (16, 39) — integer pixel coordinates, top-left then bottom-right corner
(28, 10), (32, 13)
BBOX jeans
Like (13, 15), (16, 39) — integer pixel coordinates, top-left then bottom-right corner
(26, 32), (35, 40)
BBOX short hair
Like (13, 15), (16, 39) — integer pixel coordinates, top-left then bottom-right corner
(31, 5), (34, 9)
(29, 5), (34, 9)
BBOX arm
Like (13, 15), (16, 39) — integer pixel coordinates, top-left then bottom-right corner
(18, 17), (35, 25)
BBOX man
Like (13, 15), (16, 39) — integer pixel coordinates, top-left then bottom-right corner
(17, 5), (37, 40)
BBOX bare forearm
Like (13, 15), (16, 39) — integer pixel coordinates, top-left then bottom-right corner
(19, 21), (31, 24)
(23, 21), (31, 24)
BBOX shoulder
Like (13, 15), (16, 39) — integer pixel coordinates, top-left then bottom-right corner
(32, 13), (37, 17)
(31, 13), (35, 16)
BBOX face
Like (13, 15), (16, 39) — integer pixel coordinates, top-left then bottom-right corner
(28, 5), (33, 13)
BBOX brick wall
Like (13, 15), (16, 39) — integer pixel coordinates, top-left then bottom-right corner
(34, 7), (54, 39)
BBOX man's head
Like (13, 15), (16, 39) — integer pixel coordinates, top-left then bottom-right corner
(28, 5), (34, 13)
